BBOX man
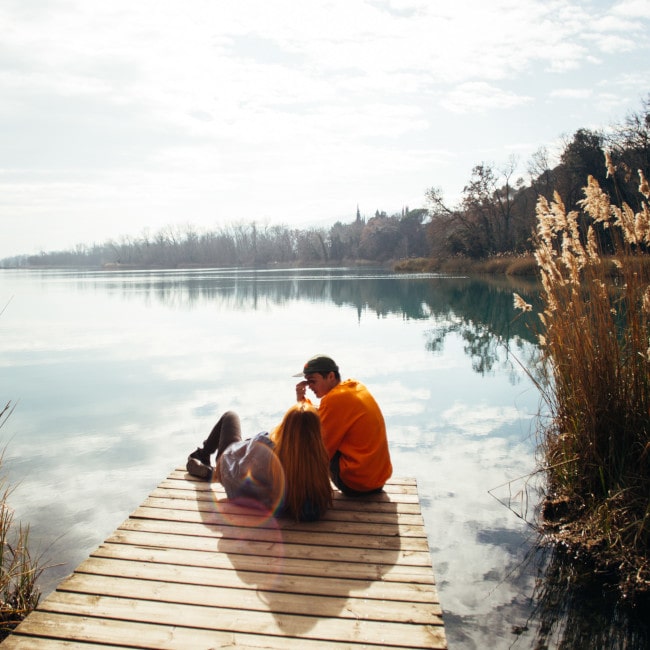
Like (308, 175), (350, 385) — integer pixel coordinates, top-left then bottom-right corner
(294, 354), (392, 496)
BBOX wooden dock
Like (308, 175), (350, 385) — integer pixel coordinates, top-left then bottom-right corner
(1, 470), (447, 649)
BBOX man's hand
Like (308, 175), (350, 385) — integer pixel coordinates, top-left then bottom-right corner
(296, 380), (308, 402)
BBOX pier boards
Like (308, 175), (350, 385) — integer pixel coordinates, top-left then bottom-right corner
(1, 471), (447, 649)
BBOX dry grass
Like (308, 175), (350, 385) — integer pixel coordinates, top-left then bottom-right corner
(515, 156), (650, 599)
(478, 254), (538, 276)
(392, 257), (438, 272)
(394, 253), (539, 276)
(0, 403), (44, 638)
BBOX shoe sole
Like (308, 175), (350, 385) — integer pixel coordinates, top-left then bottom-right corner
(186, 457), (213, 480)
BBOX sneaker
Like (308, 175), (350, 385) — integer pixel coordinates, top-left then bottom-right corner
(186, 448), (213, 480)
(189, 447), (211, 464)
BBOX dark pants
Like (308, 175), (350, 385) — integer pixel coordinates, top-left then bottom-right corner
(329, 451), (384, 497)
(203, 410), (243, 461)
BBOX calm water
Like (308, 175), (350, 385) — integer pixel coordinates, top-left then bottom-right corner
(0, 267), (644, 648)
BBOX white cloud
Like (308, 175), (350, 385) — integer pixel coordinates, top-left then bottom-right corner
(613, 0), (650, 20)
(550, 88), (594, 99)
(0, 0), (648, 258)
(441, 82), (533, 114)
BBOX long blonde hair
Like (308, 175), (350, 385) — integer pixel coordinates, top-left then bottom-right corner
(273, 403), (332, 521)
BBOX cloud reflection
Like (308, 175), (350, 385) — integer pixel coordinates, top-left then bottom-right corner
(1, 269), (544, 647)
(441, 401), (524, 436)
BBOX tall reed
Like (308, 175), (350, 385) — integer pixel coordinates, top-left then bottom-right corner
(515, 155), (650, 596)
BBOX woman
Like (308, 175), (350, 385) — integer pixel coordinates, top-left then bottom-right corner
(186, 403), (332, 522)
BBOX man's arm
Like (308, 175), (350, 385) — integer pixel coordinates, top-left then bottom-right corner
(318, 392), (354, 459)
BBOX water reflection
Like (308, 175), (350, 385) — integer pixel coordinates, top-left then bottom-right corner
(65, 267), (544, 393)
(529, 543), (650, 648)
(6, 267), (641, 647)
(401, 277), (542, 389)
(53, 267), (541, 350)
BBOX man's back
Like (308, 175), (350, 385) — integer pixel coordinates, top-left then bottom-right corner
(319, 378), (392, 492)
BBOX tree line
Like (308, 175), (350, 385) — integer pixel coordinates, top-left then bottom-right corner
(3, 95), (648, 270)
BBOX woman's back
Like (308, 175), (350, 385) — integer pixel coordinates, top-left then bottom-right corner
(273, 403), (332, 521)
(217, 404), (332, 521)
(217, 432), (284, 513)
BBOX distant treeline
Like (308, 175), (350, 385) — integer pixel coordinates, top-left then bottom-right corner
(3, 95), (648, 270)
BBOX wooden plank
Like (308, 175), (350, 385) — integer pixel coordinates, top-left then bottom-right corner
(168, 470), (421, 494)
(156, 481), (424, 513)
(124, 509), (430, 550)
(1, 474), (447, 649)
(144, 494), (427, 527)
(54, 572), (441, 625)
(105, 527), (433, 567)
(92, 541), (436, 585)
(74, 555), (440, 604)
(1, 611), (370, 650)
(164, 472), (422, 504)
(35, 592), (446, 649)
(137, 498), (428, 533)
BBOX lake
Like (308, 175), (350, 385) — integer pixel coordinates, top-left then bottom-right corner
(0, 267), (643, 648)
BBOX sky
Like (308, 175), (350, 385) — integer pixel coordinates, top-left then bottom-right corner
(1, 0), (649, 260)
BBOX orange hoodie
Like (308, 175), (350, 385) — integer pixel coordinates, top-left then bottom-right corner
(316, 379), (392, 492)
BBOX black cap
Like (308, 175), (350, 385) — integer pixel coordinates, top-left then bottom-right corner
(293, 354), (339, 377)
